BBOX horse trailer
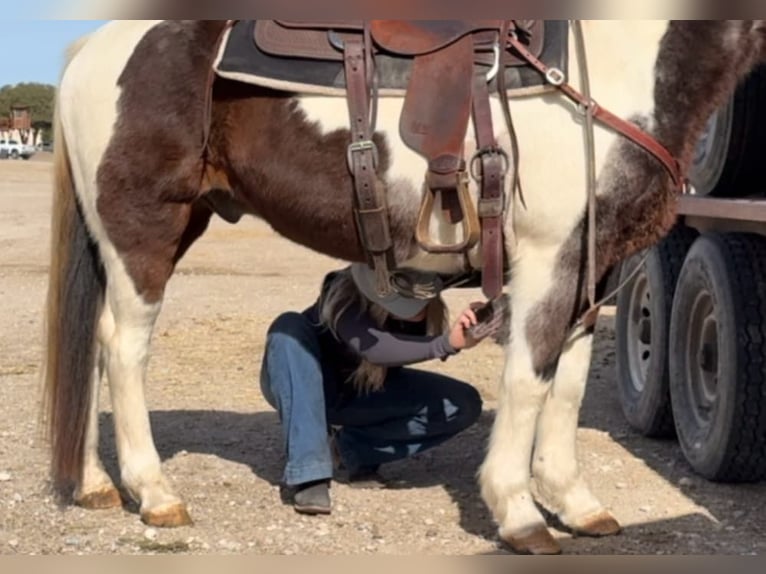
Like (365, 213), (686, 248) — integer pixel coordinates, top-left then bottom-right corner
(614, 64), (766, 482)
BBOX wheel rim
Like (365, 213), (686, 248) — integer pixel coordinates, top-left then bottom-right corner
(684, 289), (719, 427)
(689, 100), (733, 195)
(626, 268), (652, 393)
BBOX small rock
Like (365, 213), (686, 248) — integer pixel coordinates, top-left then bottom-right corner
(64, 536), (80, 546)
(143, 528), (158, 541)
(733, 510), (746, 519)
(12, 493), (23, 503)
(178, 450), (188, 457)
(8, 540), (19, 548)
(638, 506), (651, 513)
(679, 477), (694, 487)
(615, 482), (627, 490)
(0, 471), (11, 481)
(424, 518), (435, 526)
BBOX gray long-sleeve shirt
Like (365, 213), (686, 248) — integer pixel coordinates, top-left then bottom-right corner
(302, 272), (459, 380)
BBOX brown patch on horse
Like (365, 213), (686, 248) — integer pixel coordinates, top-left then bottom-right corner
(96, 21), (229, 303)
(206, 79), (422, 263)
(525, 21), (766, 377)
(97, 21), (421, 302)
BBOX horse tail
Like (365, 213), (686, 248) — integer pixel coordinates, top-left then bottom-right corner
(41, 32), (105, 492)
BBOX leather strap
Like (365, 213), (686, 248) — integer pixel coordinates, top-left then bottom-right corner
(506, 31), (683, 189)
(343, 36), (395, 295)
(471, 72), (506, 299)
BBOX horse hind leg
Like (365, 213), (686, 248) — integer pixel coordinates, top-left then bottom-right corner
(531, 329), (621, 538)
(99, 247), (192, 527)
(74, 302), (122, 509)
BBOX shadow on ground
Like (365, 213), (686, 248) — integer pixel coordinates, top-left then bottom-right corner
(94, 399), (759, 554)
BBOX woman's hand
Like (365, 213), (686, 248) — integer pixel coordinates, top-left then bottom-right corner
(448, 302), (485, 350)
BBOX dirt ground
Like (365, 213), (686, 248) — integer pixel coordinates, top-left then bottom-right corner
(1, 156), (765, 556)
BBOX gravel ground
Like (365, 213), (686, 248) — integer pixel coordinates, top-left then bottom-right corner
(1, 157), (765, 555)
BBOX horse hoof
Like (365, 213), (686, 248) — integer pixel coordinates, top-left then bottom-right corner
(141, 503), (193, 528)
(76, 486), (122, 510)
(572, 510), (621, 537)
(502, 527), (561, 555)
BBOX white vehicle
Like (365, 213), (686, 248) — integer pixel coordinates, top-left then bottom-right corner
(0, 138), (36, 160)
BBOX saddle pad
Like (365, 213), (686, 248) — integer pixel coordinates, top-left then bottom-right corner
(213, 20), (569, 98)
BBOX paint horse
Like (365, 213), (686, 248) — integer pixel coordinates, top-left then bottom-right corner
(43, 20), (765, 553)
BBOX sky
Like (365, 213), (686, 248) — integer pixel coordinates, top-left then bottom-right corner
(0, 20), (107, 87)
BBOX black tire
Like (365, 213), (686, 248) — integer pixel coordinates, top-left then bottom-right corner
(10, 150), (18, 160)
(689, 64), (766, 197)
(615, 226), (698, 437)
(669, 233), (766, 482)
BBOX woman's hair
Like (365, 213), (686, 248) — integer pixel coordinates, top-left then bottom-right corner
(318, 267), (449, 393)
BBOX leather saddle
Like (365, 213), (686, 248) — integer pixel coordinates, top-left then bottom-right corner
(251, 20), (534, 298)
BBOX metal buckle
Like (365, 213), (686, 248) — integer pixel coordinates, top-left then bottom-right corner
(469, 147), (510, 182)
(346, 139), (379, 171)
(545, 67), (565, 86)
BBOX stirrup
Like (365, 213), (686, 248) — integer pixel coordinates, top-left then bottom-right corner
(415, 172), (481, 254)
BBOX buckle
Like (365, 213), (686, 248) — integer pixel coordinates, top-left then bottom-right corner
(545, 67), (565, 86)
(346, 139), (379, 171)
(469, 147), (510, 182)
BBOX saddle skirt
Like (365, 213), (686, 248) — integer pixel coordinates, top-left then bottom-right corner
(213, 20), (569, 98)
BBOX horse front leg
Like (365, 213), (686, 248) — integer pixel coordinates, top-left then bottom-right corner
(478, 252), (562, 555)
(532, 328), (621, 537)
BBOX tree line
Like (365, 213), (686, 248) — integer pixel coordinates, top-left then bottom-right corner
(0, 82), (56, 134)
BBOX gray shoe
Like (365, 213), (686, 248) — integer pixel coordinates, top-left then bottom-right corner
(292, 480), (331, 515)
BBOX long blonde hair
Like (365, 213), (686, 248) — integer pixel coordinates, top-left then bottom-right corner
(318, 268), (449, 393)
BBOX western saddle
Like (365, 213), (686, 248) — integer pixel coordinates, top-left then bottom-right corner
(251, 20), (529, 300)
(249, 21), (684, 309)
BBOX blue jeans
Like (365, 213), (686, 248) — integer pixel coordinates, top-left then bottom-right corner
(260, 312), (483, 486)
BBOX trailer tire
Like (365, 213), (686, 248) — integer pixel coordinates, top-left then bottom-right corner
(615, 226), (697, 438)
(689, 64), (766, 197)
(669, 233), (766, 482)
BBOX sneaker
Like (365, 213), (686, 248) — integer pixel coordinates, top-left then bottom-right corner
(287, 480), (332, 515)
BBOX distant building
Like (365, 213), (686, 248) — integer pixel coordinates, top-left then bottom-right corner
(9, 106), (31, 131)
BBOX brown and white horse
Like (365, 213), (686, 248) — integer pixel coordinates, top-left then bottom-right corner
(43, 20), (765, 553)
